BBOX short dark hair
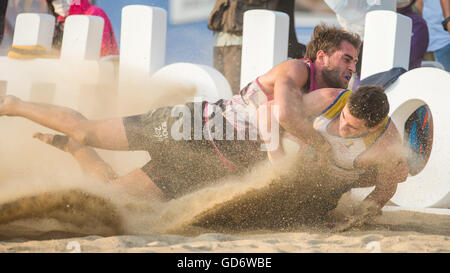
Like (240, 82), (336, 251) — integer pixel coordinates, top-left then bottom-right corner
(348, 85), (389, 128)
(305, 24), (362, 62)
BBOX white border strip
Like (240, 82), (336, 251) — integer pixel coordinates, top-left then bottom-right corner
(383, 206), (450, 216)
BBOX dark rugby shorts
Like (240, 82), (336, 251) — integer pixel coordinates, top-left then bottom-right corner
(123, 102), (267, 199)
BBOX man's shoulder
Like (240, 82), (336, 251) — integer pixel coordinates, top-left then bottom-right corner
(359, 121), (405, 166)
(319, 88), (345, 99)
(376, 120), (402, 146)
(270, 59), (308, 76)
(263, 59), (310, 89)
(306, 88), (345, 103)
(280, 58), (309, 71)
(302, 88), (345, 116)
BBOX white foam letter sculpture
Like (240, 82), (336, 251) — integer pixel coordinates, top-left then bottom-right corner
(54, 15), (106, 109)
(388, 68), (450, 208)
(119, 6), (167, 93)
(240, 10), (289, 89)
(12, 13), (55, 50)
(0, 13), (55, 99)
(361, 10), (412, 79)
(150, 63), (232, 103)
(60, 15), (105, 61)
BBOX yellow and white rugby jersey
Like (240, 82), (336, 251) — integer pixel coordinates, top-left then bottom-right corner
(313, 90), (391, 170)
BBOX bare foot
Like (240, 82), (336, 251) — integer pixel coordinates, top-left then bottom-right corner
(33, 133), (82, 153)
(33, 132), (119, 182)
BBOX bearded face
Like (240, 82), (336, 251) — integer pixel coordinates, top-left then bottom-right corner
(321, 66), (349, 89)
(318, 40), (358, 89)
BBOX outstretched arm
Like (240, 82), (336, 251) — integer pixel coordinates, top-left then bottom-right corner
(274, 63), (331, 151)
(333, 159), (407, 232)
(362, 125), (409, 211)
(1, 95), (129, 150)
(333, 127), (409, 232)
(269, 62), (334, 154)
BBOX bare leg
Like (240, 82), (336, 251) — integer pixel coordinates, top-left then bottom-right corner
(33, 133), (165, 200)
(33, 133), (118, 183)
(1, 95), (129, 150)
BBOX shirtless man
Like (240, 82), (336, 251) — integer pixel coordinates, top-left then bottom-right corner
(0, 25), (408, 230)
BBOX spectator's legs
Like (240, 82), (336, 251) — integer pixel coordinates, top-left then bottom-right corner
(433, 43), (450, 72)
(213, 45), (242, 95)
(0, 0), (8, 44)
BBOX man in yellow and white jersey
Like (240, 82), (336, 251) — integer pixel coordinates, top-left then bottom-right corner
(266, 85), (409, 231)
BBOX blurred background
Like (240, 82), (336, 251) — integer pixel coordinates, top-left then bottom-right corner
(0, 0), (337, 65)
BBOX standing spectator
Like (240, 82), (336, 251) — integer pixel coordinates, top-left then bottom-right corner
(208, 0), (306, 94)
(46, 0), (119, 57)
(420, 0), (450, 71)
(397, 0), (430, 70)
(0, 0), (7, 45)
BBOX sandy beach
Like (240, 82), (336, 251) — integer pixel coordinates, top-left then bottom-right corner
(0, 188), (449, 253)
(0, 208), (449, 253)
(0, 118), (449, 253)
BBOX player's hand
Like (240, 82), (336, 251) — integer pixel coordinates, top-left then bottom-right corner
(33, 133), (83, 154)
(0, 95), (20, 116)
